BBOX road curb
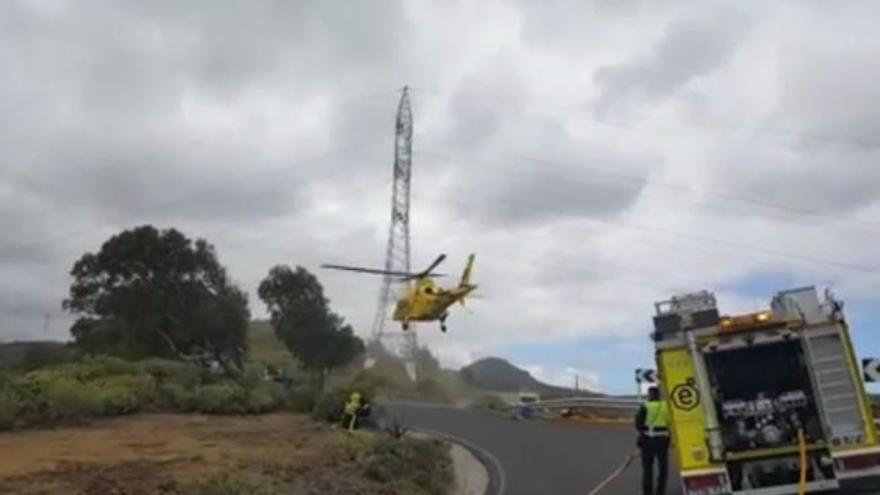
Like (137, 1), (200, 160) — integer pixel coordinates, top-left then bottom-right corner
(411, 426), (506, 495)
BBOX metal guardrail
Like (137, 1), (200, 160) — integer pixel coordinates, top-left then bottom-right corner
(516, 396), (642, 411)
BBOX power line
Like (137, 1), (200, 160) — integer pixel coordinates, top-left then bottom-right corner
(411, 178), (872, 277)
(416, 146), (880, 236)
(410, 85), (880, 151)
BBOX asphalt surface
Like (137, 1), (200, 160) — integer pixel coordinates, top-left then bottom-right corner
(386, 402), (684, 495)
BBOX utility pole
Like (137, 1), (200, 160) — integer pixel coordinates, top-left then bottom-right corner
(369, 86), (418, 379)
(43, 313), (51, 334)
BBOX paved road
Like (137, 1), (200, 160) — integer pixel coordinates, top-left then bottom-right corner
(387, 402), (683, 495)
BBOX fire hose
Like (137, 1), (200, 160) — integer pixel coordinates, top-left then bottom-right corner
(797, 428), (807, 495)
(584, 434), (807, 495)
(584, 449), (640, 495)
(584, 429), (807, 495)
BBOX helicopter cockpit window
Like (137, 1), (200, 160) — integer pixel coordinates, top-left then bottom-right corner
(424, 286), (434, 294)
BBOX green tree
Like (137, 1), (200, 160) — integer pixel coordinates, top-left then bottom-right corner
(63, 225), (249, 373)
(258, 265), (363, 389)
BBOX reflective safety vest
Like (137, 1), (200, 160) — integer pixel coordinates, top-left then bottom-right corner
(645, 400), (669, 436)
(344, 394), (361, 416)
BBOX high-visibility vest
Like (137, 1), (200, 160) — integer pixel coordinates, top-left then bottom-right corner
(344, 395), (361, 415)
(645, 400), (669, 435)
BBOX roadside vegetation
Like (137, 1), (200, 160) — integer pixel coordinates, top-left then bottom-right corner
(0, 356), (286, 430)
(0, 225), (455, 495)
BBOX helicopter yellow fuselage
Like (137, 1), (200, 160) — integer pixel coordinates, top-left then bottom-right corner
(323, 253), (475, 332)
(392, 278), (477, 322)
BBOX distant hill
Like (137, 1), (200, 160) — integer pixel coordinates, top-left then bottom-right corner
(0, 341), (76, 370)
(460, 357), (601, 399)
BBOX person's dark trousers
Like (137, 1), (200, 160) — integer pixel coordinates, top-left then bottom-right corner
(641, 436), (670, 495)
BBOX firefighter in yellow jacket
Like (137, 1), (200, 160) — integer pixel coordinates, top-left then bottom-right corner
(343, 392), (362, 432)
(636, 386), (670, 495)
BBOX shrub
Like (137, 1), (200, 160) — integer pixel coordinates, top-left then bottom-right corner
(311, 388), (347, 423)
(364, 437), (454, 495)
(140, 358), (204, 388)
(285, 386), (319, 413)
(21, 344), (78, 371)
(70, 356), (140, 380)
(189, 383), (247, 414)
(39, 376), (106, 420)
(157, 382), (194, 411)
(95, 374), (157, 414)
(0, 355), (288, 428)
(0, 386), (26, 430)
(245, 382), (284, 414)
(312, 385), (377, 424)
(185, 382), (284, 415)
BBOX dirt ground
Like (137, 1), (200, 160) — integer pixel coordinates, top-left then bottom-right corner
(0, 413), (390, 495)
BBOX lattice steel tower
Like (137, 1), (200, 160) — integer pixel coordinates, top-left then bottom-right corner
(370, 87), (417, 363)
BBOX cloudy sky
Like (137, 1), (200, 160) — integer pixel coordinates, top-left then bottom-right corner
(3, 0), (880, 393)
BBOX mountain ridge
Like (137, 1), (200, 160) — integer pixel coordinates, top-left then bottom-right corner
(460, 356), (601, 399)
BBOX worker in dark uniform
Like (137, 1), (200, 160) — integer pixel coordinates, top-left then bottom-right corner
(636, 386), (670, 495)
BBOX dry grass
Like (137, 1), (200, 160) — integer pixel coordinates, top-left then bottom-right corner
(0, 413), (421, 495)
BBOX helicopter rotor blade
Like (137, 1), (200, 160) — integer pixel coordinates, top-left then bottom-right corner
(421, 254), (447, 276)
(321, 264), (420, 278)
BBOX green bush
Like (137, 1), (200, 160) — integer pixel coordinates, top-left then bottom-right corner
(140, 358), (205, 388)
(312, 384), (377, 423)
(186, 382), (283, 415)
(311, 388), (347, 423)
(246, 382), (284, 414)
(70, 356), (141, 380)
(0, 386), (26, 430)
(157, 382), (194, 411)
(285, 386), (319, 413)
(95, 374), (157, 414)
(40, 376), (106, 420)
(364, 437), (454, 495)
(25, 356), (138, 385)
(0, 355), (288, 429)
(189, 383), (247, 414)
(21, 344), (78, 371)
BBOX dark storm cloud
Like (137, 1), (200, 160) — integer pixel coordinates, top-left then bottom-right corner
(593, 10), (751, 114)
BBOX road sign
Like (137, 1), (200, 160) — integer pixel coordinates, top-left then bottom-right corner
(635, 368), (657, 384)
(863, 358), (880, 383)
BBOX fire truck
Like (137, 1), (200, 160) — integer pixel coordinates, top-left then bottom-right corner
(652, 287), (880, 494)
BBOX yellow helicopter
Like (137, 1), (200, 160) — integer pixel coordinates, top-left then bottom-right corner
(322, 254), (476, 332)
